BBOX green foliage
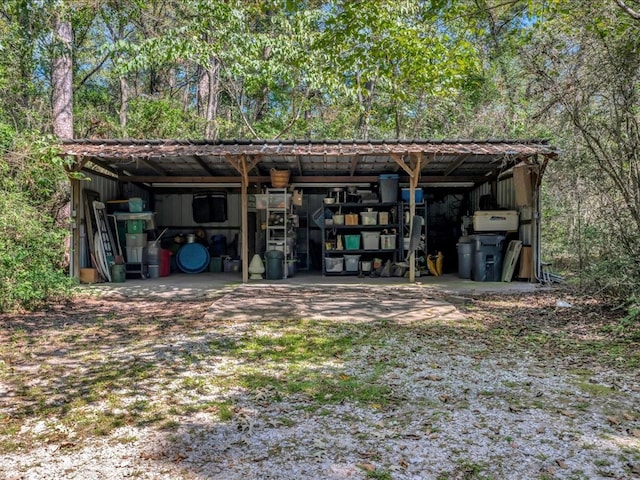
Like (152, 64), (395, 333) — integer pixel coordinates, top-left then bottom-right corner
(0, 190), (73, 312)
(126, 97), (203, 138)
(0, 132), (74, 312)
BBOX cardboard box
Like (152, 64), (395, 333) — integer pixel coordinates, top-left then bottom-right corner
(80, 268), (100, 284)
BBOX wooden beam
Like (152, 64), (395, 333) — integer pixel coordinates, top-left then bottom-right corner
(192, 155), (217, 176)
(119, 175), (267, 183)
(224, 154), (255, 284)
(296, 155), (303, 176)
(70, 178), (81, 279)
(239, 155), (250, 283)
(445, 154), (471, 176)
(408, 152), (422, 283)
(118, 174), (488, 184)
(391, 153), (414, 178)
(138, 158), (167, 175)
(349, 154), (361, 176)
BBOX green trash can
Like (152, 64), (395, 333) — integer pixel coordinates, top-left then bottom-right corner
(265, 250), (284, 280)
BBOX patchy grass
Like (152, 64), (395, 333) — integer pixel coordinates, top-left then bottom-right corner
(1, 286), (639, 480)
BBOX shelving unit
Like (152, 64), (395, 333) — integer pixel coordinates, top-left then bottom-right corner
(295, 207), (310, 271)
(265, 188), (296, 278)
(320, 202), (400, 275)
(112, 211), (157, 279)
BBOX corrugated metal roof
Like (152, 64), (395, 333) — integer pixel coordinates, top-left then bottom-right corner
(61, 138), (556, 185)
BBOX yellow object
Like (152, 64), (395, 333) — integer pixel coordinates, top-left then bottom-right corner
(436, 251), (444, 276)
(427, 256), (439, 276)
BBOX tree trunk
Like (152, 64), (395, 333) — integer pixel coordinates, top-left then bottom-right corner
(199, 59), (220, 140)
(119, 76), (128, 137)
(52, 13), (73, 139)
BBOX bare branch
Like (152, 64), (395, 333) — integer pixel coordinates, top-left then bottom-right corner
(616, 0), (640, 20)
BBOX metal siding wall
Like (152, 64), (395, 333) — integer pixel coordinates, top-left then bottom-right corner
(470, 177), (515, 211)
(155, 193), (240, 227)
(497, 177), (516, 210)
(470, 183), (491, 212)
(82, 172), (149, 205)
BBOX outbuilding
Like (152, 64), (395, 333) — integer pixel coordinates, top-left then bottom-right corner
(61, 138), (556, 284)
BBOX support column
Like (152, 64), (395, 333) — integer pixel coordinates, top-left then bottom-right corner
(225, 154), (261, 283)
(70, 177), (81, 279)
(391, 152), (422, 283)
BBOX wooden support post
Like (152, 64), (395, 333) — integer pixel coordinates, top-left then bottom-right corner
(70, 177), (81, 279)
(225, 154), (261, 284)
(408, 152), (422, 283)
(391, 153), (423, 283)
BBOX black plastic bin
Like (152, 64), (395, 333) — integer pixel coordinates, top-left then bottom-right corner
(471, 234), (505, 282)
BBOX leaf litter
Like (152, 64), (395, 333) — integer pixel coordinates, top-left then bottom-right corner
(0, 285), (639, 479)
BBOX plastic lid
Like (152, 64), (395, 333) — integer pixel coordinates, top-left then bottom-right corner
(176, 243), (210, 273)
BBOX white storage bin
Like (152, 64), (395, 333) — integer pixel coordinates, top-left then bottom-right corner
(360, 211), (378, 225)
(126, 233), (147, 247)
(361, 231), (380, 249)
(268, 193), (291, 209)
(344, 254), (361, 272)
(126, 246), (146, 263)
(325, 256), (343, 273)
(473, 210), (519, 232)
(254, 194), (268, 210)
(380, 234), (396, 250)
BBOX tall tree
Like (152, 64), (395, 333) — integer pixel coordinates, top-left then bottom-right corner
(51, 8), (73, 138)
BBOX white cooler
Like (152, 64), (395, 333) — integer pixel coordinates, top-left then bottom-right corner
(473, 211), (518, 232)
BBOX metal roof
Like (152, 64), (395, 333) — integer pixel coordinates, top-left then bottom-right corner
(61, 138), (556, 187)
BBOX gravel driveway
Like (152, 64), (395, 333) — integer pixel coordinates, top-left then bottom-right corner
(1, 284), (638, 479)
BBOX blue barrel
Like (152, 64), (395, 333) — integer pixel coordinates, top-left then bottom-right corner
(176, 243), (210, 274)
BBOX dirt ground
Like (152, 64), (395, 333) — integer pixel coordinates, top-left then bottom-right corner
(1, 281), (639, 479)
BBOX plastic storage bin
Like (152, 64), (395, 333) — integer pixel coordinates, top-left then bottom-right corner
(380, 234), (396, 250)
(344, 254), (361, 272)
(325, 256), (344, 273)
(224, 259), (241, 272)
(126, 220), (145, 234)
(128, 197), (144, 213)
(378, 212), (389, 225)
(345, 214), (358, 225)
(126, 246), (146, 263)
(360, 211), (378, 225)
(125, 233), (147, 247)
(209, 256), (223, 273)
(362, 231), (381, 249)
(344, 235), (360, 250)
(379, 174), (399, 203)
(401, 188), (424, 203)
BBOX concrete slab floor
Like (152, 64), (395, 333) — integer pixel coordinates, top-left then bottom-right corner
(81, 271), (543, 299)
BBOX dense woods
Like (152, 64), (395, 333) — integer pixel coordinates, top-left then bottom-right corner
(1, 0), (639, 312)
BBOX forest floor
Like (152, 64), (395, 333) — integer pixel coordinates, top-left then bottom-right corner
(1, 283), (639, 480)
